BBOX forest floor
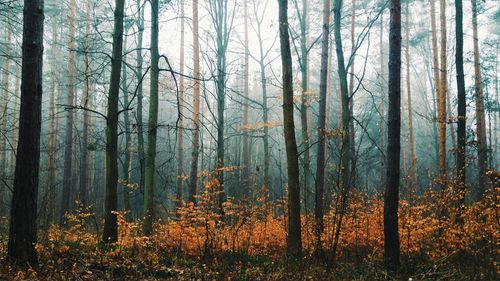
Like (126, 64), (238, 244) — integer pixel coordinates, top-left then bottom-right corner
(0, 242), (496, 280)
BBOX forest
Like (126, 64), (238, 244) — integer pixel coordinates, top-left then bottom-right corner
(0, 0), (498, 279)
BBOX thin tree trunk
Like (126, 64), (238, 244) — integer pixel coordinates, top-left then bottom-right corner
(79, 0), (91, 207)
(102, 0), (125, 243)
(471, 0), (489, 198)
(405, 3), (416, 192)
(143, 0), (159, 235)
(61, 0), (77, 224)
(47, 17), (58, 219)
(437, 0), (447, 182)
(455, 0), (466, 184)
(241, 0), (250, 199)
(314, 0), (331, 254)
(121, 32), (132, 218)
(348, 0), (356, 188)
(298, 0), (312, 212)
(7, 0), (44, 264)
(384, 0), (401, 270)
(379, 11), (386, 190)
(135, 0), (145, 193)
(188, 0), (201, 204)
(430, 0), (441, 175)
(278, 0), (302, 257)
(176, 0), (185, 209)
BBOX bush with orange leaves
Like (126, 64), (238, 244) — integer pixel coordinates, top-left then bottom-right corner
(37, 173), (498, 274)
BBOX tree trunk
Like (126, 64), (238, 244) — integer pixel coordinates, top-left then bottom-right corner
(379, 11), (386, 190)
(135, 0), (145, 193)
(384, 0), (401, 270)
(61, 0), (77, 224)
(79, 0), (92, 207)
(405, 3), (416, 192)
(278, 0), (302, 257)
(298, 0), (312, 212)
(241, 0), (250, 199)
(348, 0), (356, 188)
(471, 0), (489, 198)
(121, 32), (132, 218)
(314, 0), (330, 254)
(455, 0), (466, 184)
(7, 0), (44, 265)
(437, 0), (447, 182)
(143, 0), (159, 235)
(333, 0), (351, 207)
(188, 0), (201, 204)
(47, 17), (58, 221)
(176, 0), (185, 208)
(102, 0), (125, 243)
(430, 0), (441, 175)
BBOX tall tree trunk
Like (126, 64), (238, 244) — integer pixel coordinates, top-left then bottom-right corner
(102, 0), (125, 243)
(176, 0), (185, 208)
(471, 0), (488, 198)
(298, 0), (312, 212)
(135, 0), (145, 193)
(143, 0), (159, 235)
(405, 3), (416, 192)
(314, 0), (331, 254)
(61, 0), (77, 224)
(430, 0), (441, 174)
(379, 11), (386, 190)
(241, 0), (250, 199)
(7, 0), (44, 265)
(333, 0), (351, 209)
(278, 0), (302, 257)
(384, 0), (401, 270)
(455, 0), (466, 184)
(348, 0), (356, 188)
(188, 0), (201, 203)
(79, 0), (92, 207)
(121, 32), (132, 218)
(47, 17), (58, 220)
(437, 0), (447, 182)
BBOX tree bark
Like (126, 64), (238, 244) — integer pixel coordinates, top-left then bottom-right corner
(79, 0), (92, 207)
(102, 0), (125, 243)
(61, 0), (77, 224)
(121, 32), (132, 218)
(455, 0), (466, 184)
(176, 0), (185, 208)
(278, 0), (302, 257)
(430, 0), (441, 174)
(384, 0), (401, 270)
(471, 0), (489, 198)
(314, 0), (330, 254)
(241, 0), (250, 199)
(143, 0), (159, 235)
(7, 0), (44, 265)
(437, 0), (447, 182)
(188, 0), (201, 204)
(135, 0), (145, 193)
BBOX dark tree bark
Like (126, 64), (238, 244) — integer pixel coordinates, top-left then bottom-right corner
(384, 0), (401, 270)
(455, 0), (466, 183)
(143, 0), (159, 236)
(314, 0), (331, 254)
(278, 0), (302, 258)
(241, 0), (250, 199)
(102, 0), (125, 243)
(7, 0), (44, 265)
(135, 0), (146, 193)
